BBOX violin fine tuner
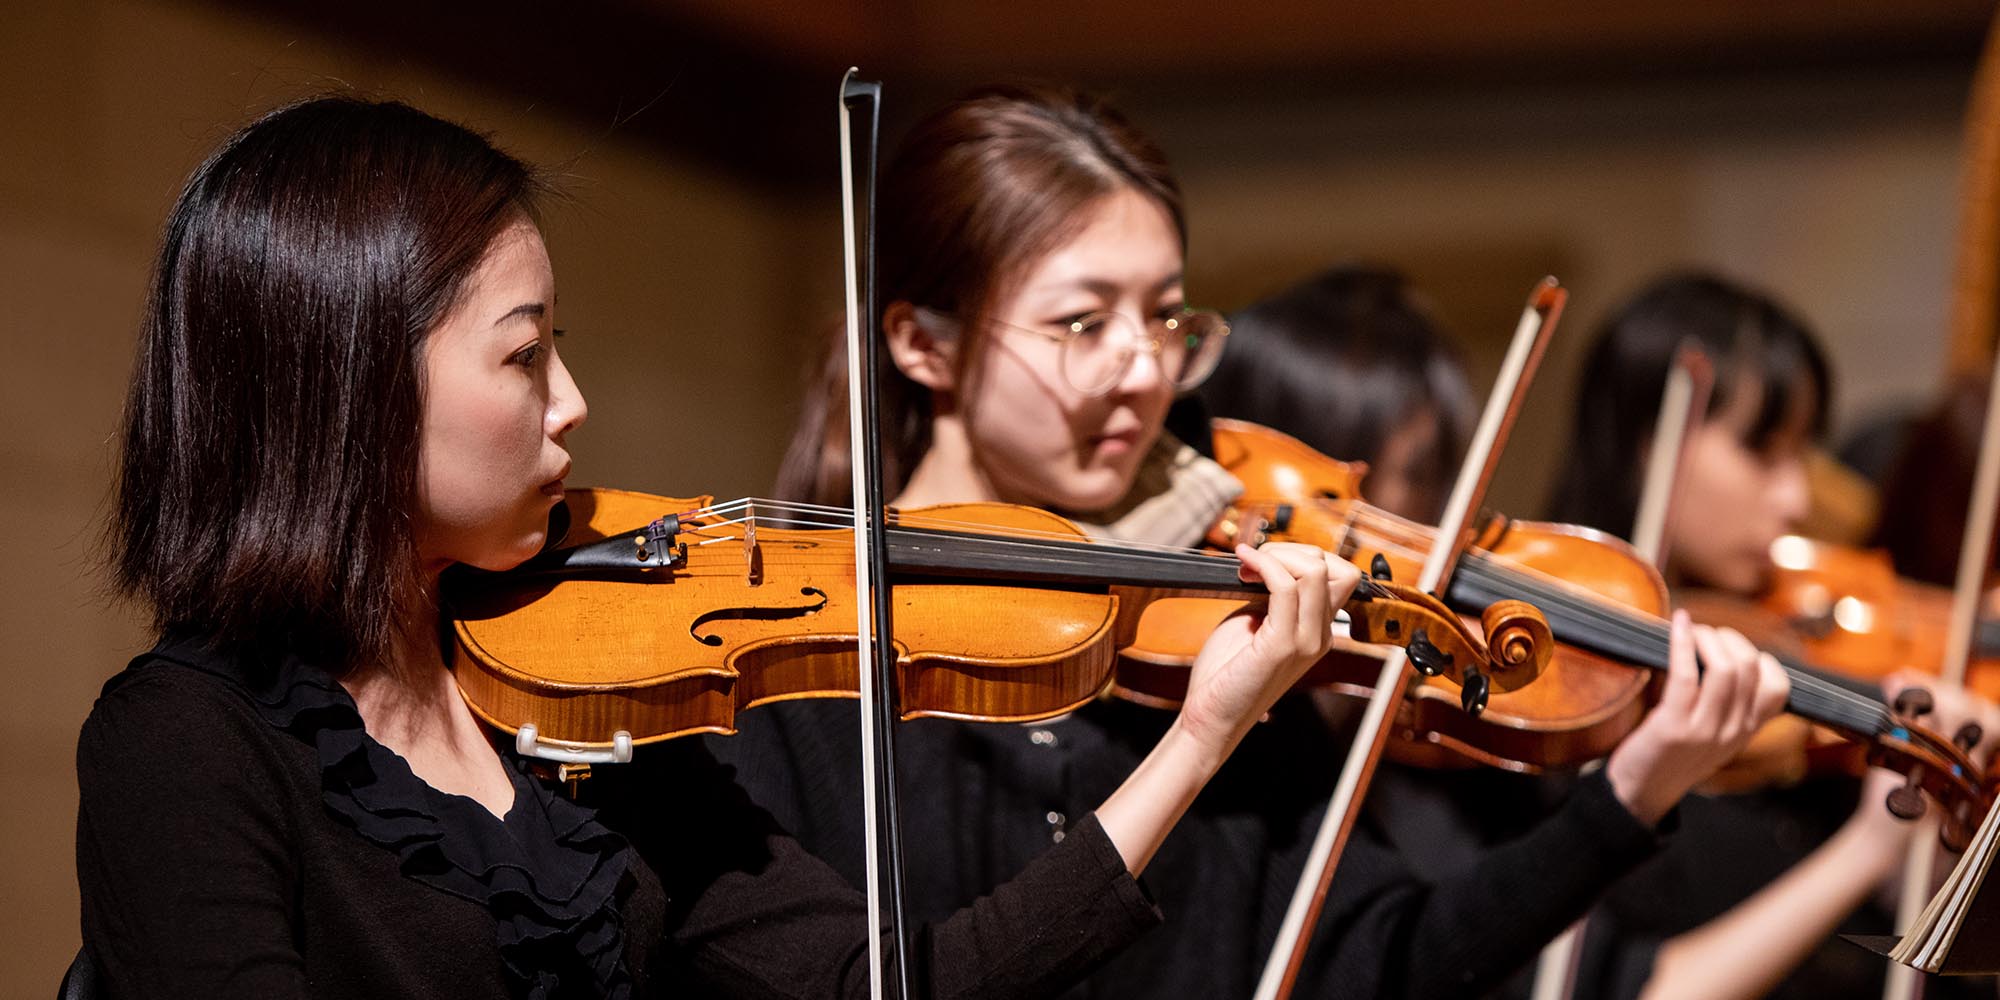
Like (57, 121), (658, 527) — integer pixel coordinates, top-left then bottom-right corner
(488, 511), (690, 579)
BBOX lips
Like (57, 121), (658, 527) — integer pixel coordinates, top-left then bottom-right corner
(540, 461), (571, 498)
(1090, 426), (1144, 456)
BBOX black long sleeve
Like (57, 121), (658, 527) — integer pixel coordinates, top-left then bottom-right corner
(713, 696), (1666, 1000)
(1299, 769), (1662, 999)
(590, 739), (1161, 999)
(77, 651), (1162, 1000)
(77, 666), (318, 999)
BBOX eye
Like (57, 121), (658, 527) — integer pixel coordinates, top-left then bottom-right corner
(1064, 313), (1113, 339)
(509, 342), (544, 367)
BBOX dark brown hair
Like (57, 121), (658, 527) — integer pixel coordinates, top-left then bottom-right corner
(113, 96), (541, 673)
(1545, 271), (1831, 535)
(773, 83), (1185, 505)
(1197, 265), (1475, 521)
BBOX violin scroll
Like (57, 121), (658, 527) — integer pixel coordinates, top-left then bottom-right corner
(1342, 576), (1554, 716)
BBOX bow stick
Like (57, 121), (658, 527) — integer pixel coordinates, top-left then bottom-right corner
(1254, 277), (1567, 1000)
(838, 68), (913, 1000)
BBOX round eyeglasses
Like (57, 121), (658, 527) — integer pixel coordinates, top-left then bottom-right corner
(920, 306), (1230, 397)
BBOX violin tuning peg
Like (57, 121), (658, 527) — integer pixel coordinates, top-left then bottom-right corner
(1460, 667), (1490, 717)
(1956, 722), (1984, 753)
(1942, 823), (1974, 854)
(1370, 554), (1393, 581)
(1894, 687), (1936, 719)
(1270, 504), (1295, 533)
(1885, 781), (1928, 822)
(1406, 627), (1451, 677)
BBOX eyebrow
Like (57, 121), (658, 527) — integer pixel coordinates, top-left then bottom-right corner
(493, 302), (546, 327)
(1034, 272), (1186, 300)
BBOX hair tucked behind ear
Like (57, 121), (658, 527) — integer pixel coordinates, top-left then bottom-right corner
(773, 83), (1184, 505)
(113, 96), (543, 673)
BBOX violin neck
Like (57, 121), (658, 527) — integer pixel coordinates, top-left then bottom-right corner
(1446, 551), (1894, 738)
(885, 525), (1257, 593)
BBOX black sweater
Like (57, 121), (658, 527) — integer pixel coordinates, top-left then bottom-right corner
(712, 696), (1671, 1000)
(75, 639), (1160, 999)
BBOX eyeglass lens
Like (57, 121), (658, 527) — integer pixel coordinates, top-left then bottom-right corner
(1061, 311), (1227, 395)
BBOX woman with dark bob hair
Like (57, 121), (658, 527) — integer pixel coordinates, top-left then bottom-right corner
(79, 95), (1366, 998)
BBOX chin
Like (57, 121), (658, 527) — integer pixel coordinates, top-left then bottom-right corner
(1711, 561), (1767, 597)
(1053, 472), (1136, 516)
(461, 528), (551, 573)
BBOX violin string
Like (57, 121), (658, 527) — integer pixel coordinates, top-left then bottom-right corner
(1451, 553), (1891, 734)
(672, 499), (1251, 574)
(676, 497), (1370, 578)
(678, 497), (1247, 560)
(651, 496), (1893, 734)
(1320, 502), (1893, 734)
(659, 498), (1401, 599)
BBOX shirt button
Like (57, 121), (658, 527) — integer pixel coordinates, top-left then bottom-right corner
(1029, 729), (1057, 747)
(1046, 810), (1067, 842)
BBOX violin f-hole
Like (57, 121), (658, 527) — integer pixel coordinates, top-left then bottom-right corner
(688, 587), (830, 646)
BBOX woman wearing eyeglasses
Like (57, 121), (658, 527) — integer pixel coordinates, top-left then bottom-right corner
(716, 84), (1791, 1000)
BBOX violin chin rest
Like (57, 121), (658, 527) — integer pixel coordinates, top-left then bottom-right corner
(541, 501), (574, 552)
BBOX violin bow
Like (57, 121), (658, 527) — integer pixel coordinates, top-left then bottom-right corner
(1527, 341), (1712, 1000)
(838, 68), (913, 1000)
(1884, 16), (2000, 996)
(1254, 277), (1566, 1000)
(1629, 344), (1715, 570)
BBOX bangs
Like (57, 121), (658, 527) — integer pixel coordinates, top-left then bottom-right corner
(1713, 300), (1831, 451)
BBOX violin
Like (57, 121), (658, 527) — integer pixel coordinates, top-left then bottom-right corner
(1653, 536), (2000, 795)
(1760, 533), (2000, 701)
(1194, 418), (1994, 847)
(444, 485), (1552, 761)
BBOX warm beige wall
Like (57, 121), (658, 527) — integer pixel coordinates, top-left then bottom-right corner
(1159, 75), (1966, 514)
(0, 2), (832, 991)
(1, 4), (1977, 995)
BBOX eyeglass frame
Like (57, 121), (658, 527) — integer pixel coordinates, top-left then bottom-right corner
(910, 304), (1230, 397)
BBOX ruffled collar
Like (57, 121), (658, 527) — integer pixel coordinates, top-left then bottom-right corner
(136, 636), (633, 1000)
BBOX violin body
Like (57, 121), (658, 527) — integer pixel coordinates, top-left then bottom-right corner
(1201, 419), (1660, 771)
(452, 488), (1122, 753)
(1762, 533), (2000, 700)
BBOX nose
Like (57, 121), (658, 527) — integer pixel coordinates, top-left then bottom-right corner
(1108, 314), (1168, 397)
(546, 346), (589, 441)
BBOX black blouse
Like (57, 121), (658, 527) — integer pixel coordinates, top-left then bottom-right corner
(75, 638), (1160, 999)
(713, 695), (1672, 1000)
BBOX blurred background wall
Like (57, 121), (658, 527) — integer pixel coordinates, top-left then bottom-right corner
(2, 0), (1989, 990)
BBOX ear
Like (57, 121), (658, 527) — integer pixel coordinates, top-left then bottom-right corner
(883, 301), (958, 394)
